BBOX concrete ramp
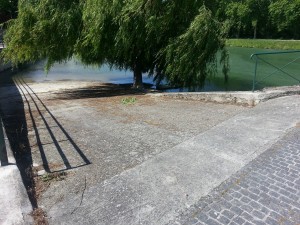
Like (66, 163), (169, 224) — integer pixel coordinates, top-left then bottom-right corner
(47, 95), (300, 225)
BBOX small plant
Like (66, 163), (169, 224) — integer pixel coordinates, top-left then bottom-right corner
(41, 171), (66, 182)
(121, 97), (137, 105)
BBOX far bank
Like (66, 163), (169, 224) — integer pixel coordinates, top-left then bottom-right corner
(227, 39), (300, 50)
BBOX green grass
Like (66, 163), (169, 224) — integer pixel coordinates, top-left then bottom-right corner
(121, 97), (137, 105)
(41, 171), (66, 182)
(226, 39), (300, 50)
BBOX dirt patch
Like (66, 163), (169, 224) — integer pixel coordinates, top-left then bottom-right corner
(31, 168), (69, 224)
(31, 208), (48, 225)
(33, 171), (67, 198)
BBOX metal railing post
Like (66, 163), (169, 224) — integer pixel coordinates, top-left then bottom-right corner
(252, 56), (258, 92)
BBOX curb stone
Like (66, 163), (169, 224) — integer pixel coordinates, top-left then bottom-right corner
(0, 122), (33, 225)
(151, 85), (300, 106)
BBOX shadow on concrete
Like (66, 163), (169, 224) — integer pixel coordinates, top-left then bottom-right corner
(0, 118), (9, 166)
(15, 77), (91, 172)
(0, 70), (38, 208)
(50, 83), (153, 100)
(0, 71), (91, 209)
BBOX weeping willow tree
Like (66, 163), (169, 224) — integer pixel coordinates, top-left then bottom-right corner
(2, 0), (82, 69)
(2, 0), (229, 89)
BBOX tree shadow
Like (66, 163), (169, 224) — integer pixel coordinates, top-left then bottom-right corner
(50, 83), (153, 100)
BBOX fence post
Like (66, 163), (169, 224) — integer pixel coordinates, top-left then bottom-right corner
(252, 56), (258, 92)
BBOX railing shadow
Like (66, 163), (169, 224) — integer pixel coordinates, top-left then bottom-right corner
(0, 71), (92, 208)
(14, 77), (91, 173)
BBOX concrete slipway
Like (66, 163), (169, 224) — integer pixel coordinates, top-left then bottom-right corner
(0, 81), (299, 225)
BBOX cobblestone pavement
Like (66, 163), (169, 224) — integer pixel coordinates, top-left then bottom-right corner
(168, 127), (300, 225)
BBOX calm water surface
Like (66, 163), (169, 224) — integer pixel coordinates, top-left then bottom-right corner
(10, 47), (300, 91)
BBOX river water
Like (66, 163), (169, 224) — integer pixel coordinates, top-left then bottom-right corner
(8, 47), (300, 91)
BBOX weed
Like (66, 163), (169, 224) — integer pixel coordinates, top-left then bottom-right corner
(41, 171), (66, 182)
(121, 97), (137, 105)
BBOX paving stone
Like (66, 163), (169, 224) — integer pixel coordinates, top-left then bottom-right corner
(265, 217), (279, 225)
(252, 221), (265, 225)
(243, 222), (253, 225)
(241, 196), (252, 204)
(217, 215), (230, 224)
(268, 190), (280, 198)
(260, 207), (269, 215)
(195, 212), (208, 223)
(206, 219), (221, 225)
(231, 191), (242, 199)
(222, 210), (234, 220)
(241, 212), (254, 221)
(169, 128), (300, 225)
(228, 222), (238, 225)
(251, 210), (265, 220)
(219, 200), (233, 210)
(230, 207), (242, 216)
(184, 217), (199, 225)
(240, 205), (253, 213)
(208, 210), (220, 219)
(232, 216), (245, 224)
(248, 201), (260, 209)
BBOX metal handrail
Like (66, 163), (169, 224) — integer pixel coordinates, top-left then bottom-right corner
(250, 50), (300, 91)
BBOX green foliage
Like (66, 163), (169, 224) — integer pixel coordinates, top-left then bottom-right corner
(121, 97), (137, 105)
(226, 39), (300, 50)
(3, 0), (299, 90)
(225, 2), (251, 37)
(269, 0), (300, 39)
(162, 6), (228, 87)
(2, 0), (82, 69)
(1, 0), (229, 89)
(217, 0), (274, 38)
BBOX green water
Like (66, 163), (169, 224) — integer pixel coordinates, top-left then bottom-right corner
(5, 47), (300, 92)
(210, 47), (300, 91)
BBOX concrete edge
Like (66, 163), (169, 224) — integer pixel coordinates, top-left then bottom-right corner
(2, 120), (16, 165)
(148, 85), (300, 106)
(0, 121), (33, 225)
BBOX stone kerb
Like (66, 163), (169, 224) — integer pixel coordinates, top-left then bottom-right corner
(151, 85), (300, 106)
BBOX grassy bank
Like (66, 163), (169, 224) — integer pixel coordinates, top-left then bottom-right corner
(226, 39), (300, 50)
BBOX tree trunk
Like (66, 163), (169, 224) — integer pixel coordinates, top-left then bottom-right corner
(133, 64), (143, 89)
(253, 25), (257, 39)
(252, 20), (258, 39)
